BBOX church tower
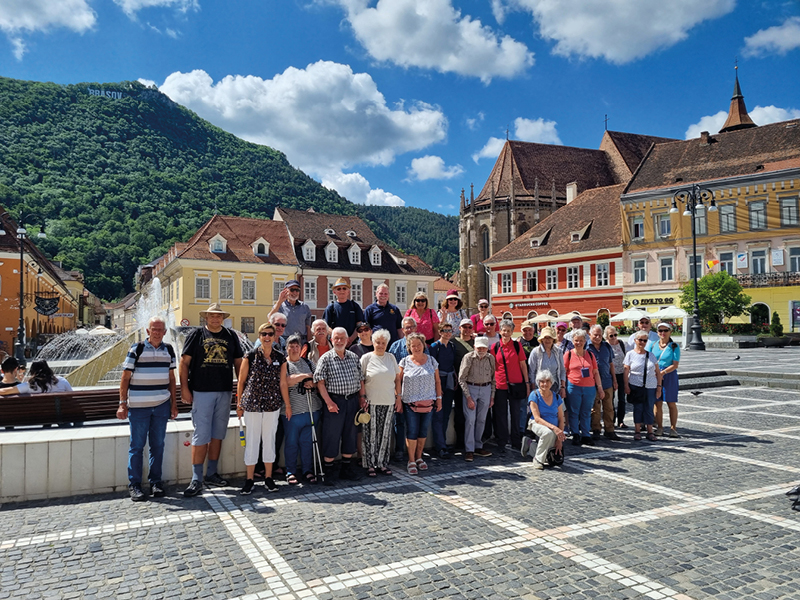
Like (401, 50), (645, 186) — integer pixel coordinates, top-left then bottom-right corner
(719, 67), (757, 133)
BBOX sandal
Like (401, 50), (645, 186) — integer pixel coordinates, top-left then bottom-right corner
(303, 471), (317, 484)
(367, 468), (377, 478)
(378, 467), (393, 476)
(286, 474), (299, 485)
(407, 461), (418, 475)
(646, 433), (657, 442)
(416, 458), (428, 471)
(634, 432), (642, 441)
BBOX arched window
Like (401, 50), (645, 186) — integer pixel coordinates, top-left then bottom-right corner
(527, 311), (538, 319)
(481, 227), (490, 260)
(750, 303), (769, 326)
(256, 243), (266, 255)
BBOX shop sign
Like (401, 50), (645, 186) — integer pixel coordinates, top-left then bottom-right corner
(508, 301), (550, 309)
(627, 297), (674, 307)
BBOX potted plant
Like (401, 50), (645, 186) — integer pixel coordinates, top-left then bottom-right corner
(758, 312), (788, 348)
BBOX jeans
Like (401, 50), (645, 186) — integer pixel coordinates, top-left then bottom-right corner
(566, 382), (595, 438)
(632, 388), (657, 425)
(432, 387), (454, 451)
(282, 411), (320, 476)
(404, 406), (433, 440)
(127, 400), (171, 485)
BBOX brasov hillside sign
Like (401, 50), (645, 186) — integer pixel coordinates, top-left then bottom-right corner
(87, 87), (126, 100)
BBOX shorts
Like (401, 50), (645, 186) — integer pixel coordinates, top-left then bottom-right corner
(191, 391), (233, 445)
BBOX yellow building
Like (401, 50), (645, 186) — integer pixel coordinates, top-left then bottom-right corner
(620, 74), (800, 330)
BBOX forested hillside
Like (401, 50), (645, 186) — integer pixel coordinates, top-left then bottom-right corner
(0, 77), (459, 300)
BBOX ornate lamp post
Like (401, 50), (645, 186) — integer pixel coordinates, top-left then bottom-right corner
(670, 185), (717, 351)
(0, 212), (47, 367)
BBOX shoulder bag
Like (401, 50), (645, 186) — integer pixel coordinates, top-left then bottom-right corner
(627, 352), (649, 405)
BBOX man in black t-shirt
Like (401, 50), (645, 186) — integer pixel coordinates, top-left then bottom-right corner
(323, 277), (364, 346)
(180, 303), (244, 497)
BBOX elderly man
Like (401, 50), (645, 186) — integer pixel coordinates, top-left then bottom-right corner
(626, 315), (658, 350)
(269, 279), (313, 343)
(324, 278), (365, 346)
(458, 336), (495, 462)
(450, 318), (475, 452)
(118, 316), (178, 502)
(364, 283), (404, 345)
(303, 319), (331, 363)
(519, 320), (539, 358)
(180, 303), (244, 497)
(564, 314), (584, 343)
(587, 325), (620, 441)
(389, 317), (429, 461)
(314, 327), (366, 484)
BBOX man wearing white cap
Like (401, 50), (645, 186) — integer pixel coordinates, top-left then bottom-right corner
(458, 336), (495, 462)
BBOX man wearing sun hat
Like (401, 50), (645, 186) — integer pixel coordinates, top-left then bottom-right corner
(180, 303), (244, 497)
(323, 277), (365, 346)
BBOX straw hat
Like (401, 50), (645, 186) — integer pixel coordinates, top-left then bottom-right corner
(332, 277), (350, 289)
(199, 303), (230, 318)
(538, 327), (557, 342)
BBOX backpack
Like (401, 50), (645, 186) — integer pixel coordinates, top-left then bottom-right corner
(133, 341), (175, 366)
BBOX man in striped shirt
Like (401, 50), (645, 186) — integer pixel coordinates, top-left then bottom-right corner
(117, 316), (178, 502)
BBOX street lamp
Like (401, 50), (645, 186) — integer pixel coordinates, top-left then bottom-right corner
(670, 184), (717, 351)
(0, 212), (47, 367)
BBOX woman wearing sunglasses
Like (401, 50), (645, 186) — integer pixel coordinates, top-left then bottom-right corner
(647, 323), (681, 438)
(236, 322), (291, 494)
(604, 325), (628, 429)
(405, 292), (440, 345)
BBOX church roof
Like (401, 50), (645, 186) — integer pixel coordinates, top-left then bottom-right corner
(720, 70), (757, 133)
(603, 131), (678, 174)
(625, 119), (800, 194)
(485, 184), (625, 264)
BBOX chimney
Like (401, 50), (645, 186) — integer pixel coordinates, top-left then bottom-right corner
(700, 131), (710, 144)
(566, 182), (578, 204)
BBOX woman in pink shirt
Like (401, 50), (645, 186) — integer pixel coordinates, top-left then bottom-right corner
(405, 292), (439, 345)
(470, 299), (491, 334)
(564, 329), (603, 447)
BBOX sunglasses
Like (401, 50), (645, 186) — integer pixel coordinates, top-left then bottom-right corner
(639, 320), (650, 324)
(440, 329), (453, 333)
(415, 299), (427, 303)
(658, 329), (670, 333)
(260, 331), (275, 337)
(274, 323), (286, 328)
(636, 339), (647, 343)
(479, 305), (489, 308)
(461, 324), (473, 329)
(608, 334), (618, 338)
(357, 328), (371, 333)
(557, 328), (567, 332)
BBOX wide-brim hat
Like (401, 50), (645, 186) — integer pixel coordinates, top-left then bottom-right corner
(200, 303), (230, 318)
(445, 289), (463, 310)
(333, 277), (350, 289)
(538, 327), (557, 342)
(355, 408), (371, 426)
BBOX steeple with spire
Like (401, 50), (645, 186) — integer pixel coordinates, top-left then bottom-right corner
(719, 66), (757, 133)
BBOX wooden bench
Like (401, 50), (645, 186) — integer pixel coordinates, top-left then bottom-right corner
(0, 387), (237, 428)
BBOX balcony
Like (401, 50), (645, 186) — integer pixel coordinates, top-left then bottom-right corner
(734, 272), (800, 288)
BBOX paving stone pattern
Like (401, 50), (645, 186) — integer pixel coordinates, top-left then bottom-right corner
(1, 384), (799, 599)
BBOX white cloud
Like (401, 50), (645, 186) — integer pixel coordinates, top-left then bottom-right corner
(113, 0), (199, 18)
(159, 61), (447, 176)
(466, 112), (485, 130)
(509, 0), (735, 64)
(684, 105), (800, 139)
(473, 116), (561, 162)
(138, 78), (158, 88)
(408, 155), (464, 180)
(490, 0), (508, 24)
(322, 171), (405, 206)
(743, 16), (800, 57)
(0, 0), (96, 59)
(335, 0), (533, 83)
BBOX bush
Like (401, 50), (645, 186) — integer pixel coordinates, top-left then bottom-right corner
(770, 311), (784, 337)
(703, 322), (769, 335)
(597, 312), (610, 330)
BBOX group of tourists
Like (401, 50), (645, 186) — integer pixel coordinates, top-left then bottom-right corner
(116, 278), (682, 501)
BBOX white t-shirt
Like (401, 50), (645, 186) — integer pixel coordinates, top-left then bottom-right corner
(17, 376), (74, 394)
(361, 352), (400, 406)
(623, 351), (658, 389)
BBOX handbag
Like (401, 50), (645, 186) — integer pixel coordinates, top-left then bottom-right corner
(546, 448), (564, 467)
(627, 351), (649, 405)
(409, 399), (434, 413)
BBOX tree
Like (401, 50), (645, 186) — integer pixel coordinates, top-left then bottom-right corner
(597, 312), (610, 329)
(770, 311), (784, 337)
(679, 271), (751, 324)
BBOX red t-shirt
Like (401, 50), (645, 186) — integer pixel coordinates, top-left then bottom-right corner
(564, 349), (598, 386)
(471, 313), (487, 334)
(492, 339), (525, 390)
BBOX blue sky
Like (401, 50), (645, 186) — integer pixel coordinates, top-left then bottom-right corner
(2, 1), (799, 215)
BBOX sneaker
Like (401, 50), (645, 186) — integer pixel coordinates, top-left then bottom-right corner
(393, 450), (405, 463)
(437, 449), (451, 460)
(184, 479), (203, 497)
(474, 448), (492, 457)
(669, 428), (680, 438)
(592, 430), (601, 439)
(240, 479), (255, 495)
(204, 473), (228, 487)
(150, 482), (166, 498)
(521, 436), (534, 458)
(129, 483), (147, 502)
(265, 477), (278, 492)
(533, 461), (545, 471)
(465, 452), (474, 462)
(656, 426), (664, 437)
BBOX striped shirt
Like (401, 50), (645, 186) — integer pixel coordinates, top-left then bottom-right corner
(123, 340), (176, 408)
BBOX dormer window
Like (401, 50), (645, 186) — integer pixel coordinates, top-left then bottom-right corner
(325, 241), (338, 263)
(528, 227), (551, 249)
(349, 243), (361, 265)
(370, 245), (381, 266)
(251, 237), (270, 256)
(530, 240), (539, 248)
(209, 234), (227, 253)
(346, 230), (357, 238)
(571, 233), (580, 243)
(570, 222), (592, 243)
(324, 228), (336, 236)
(302, 239), (316, 262)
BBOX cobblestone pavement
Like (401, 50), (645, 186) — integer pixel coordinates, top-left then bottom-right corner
(676, 346), (799, 376)
(2, 384), (799, 600)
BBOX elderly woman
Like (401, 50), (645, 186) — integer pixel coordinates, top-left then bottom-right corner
(624, 330), (662, 441)
(523, 369), (566, 469)
(405, 292), (439, 345)
(554, 322), (575, 354)
(528, 327), (567, 434)
(236, 322), (290, 494)
(396, 332), (442, 474)
(647, 323), (681, 437)
(282, 334), (322, 485)
(470, 299), (491, 334)
(360, 329), (400, 476)
(482, 315), (500, 346)
(564, 330), (604, 446)
(439, 289), (468, 330)
(604, 325), (628, 429)
(303, 319), (331, 362)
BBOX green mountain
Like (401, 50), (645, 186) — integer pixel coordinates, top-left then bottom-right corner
(0, 77), (458, 300)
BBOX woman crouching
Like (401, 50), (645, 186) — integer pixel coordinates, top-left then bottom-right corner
(523, 369), (566, 470)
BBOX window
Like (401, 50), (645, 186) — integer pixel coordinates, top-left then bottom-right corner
(780, 197), (799, 226)
(631, 216), (644, 240)
(752, 250), (767, 274)
(790, 248), (800, 272)
(256, 243), (266, 255)
(689, 254), (702, 280)
(749, 200), (767, 230)
(501, 273), (512, 293)
(694, 210), (707, 235)
(660, 257), (673, 282)
(212, 239), (224, 252)
(195, 276), (210, 299)
(273, 281), (283, 303)
(656, 214), (671, 237)
(219, 278), (233, 300)
(304, 280), (316, 301)
(417, 284), (428, 296)
(370, 247), (381, 266)
(596, 263), (609, 287)
(326, 243), (338, 263)
(719, 252), (734, 275)
(303, 242), (315, 262)
(328, 283), (335, 303)
(481, 228), (490, 260)
(633, 259), (646, 284)
(241, 317), (255, 334)
(352, 283), (362, 304)
(526, 270), (537, 292)
(567, 266), (579, 289)
(349, 245), (361, 265)
(719, 204), (737, 233)
(396, 283), (407, 305)
(242, 280), (255, 301)
(546, 269), (557, 290)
